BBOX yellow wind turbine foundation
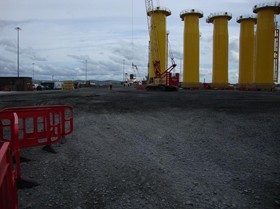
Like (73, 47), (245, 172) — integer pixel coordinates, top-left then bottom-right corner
(236, 15), (257, 90)
(253, 3), (280, 90)
(207, 12), (232, 89)
(180, 9), (203, 89)
(147, 7), (171, 83)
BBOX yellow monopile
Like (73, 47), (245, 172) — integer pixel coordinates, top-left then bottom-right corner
(253, 3), (280, 89)
(237, 15), (257, 89)
(207, 12), (232, 88)
(148, 7), (171, 80)
(180, 9), (203, 88)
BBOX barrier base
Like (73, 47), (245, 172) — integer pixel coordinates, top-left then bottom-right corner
(60, 136), (67, 144)
(17, 178), (40, 189)
(42, 145), (57, 154)
(20, 156), (31, 163)
(13, 156), (31, 163)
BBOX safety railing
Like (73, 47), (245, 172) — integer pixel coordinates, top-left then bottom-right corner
(254, 2), (280, 10)
(206, 12), (232, 23)
(180, 9), (203, 20)
(236, 14), (257, 23)
(147, 6), (171, 16)
(253, 2), (280, 13)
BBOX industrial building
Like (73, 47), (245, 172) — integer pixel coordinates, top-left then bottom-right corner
(0, 77), (32, 91)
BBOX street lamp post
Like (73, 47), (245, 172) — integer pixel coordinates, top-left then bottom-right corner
(85, 59), (87, 82)
(123, 59), (125, 82)
(15, 27), (21, 77)
(32, 63), (35, 80)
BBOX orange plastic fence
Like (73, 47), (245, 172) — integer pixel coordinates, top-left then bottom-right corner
(0, 141), (18, 209)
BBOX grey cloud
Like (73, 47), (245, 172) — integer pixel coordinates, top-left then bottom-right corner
(110, 40), (148, 65)
(230, 38), (239, 52)
(200, 67), (212, 83)
(172, 50), (183, 61)
(0, 61), (16, 77)
(68, 54), (91, 62)
(22, 47), (48, 62)
(0, 55), (13, 64)
(111, 41), (135, 61)
(0, 39), (16, 53)
(229, 38), (239, 64)
(108, 40), (149, 79)
(228, 67), (239, 83)
(0, 19), (36, 29)
(0, 39), (16, 48)
(0, 39), (47, 61)
(67, 53), (125, 80)
(31, 64), (76, 80)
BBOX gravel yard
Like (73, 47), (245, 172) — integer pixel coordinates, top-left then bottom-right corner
(1, 86), (280, 209)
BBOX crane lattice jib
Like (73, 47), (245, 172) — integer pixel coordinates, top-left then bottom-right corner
(145, 0), (153, 33)
(145, 0), (154, 13)
(274, 21), (279, 82)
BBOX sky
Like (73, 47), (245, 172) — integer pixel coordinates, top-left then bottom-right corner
(0, 0), (279, 83)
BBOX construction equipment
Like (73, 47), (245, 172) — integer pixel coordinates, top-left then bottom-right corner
(145, 0), (180, 91)
(274, 21), (279, 83)
(132, 63), (143, 81)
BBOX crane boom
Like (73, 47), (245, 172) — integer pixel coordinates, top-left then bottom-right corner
(145, 0), (161, 32)
(145, 0), (153, 13)
(145, 0), (153, 33)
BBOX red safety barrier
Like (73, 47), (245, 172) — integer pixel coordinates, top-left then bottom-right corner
(0, 105), (73, 181)
(0, 112), (21, 181)
(0, 137), (18, 209)
(0, 106), (73, 208)
(0, 105), (74, 148)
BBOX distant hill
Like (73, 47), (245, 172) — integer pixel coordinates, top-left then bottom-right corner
(35, 79), (122, 85)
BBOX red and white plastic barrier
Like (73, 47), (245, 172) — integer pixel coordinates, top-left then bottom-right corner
(0, 105), (74, 208)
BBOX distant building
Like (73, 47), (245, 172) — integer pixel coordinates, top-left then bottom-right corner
(0, 77), (33, 91)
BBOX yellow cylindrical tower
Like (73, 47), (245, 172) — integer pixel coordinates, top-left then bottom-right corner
(237, 15), (257, 89)
(207, 12), (232, 89)
(253, 3), (280, 90)
(180, 9), (203, 89)
(148, 7), (171, 83)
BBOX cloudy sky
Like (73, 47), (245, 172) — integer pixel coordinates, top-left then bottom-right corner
(0, 0), (279, 83)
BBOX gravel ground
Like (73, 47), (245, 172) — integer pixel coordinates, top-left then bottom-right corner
(1, 86), (280, 209)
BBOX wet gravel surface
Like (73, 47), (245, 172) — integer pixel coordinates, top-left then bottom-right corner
(1, 86), (280, 209)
